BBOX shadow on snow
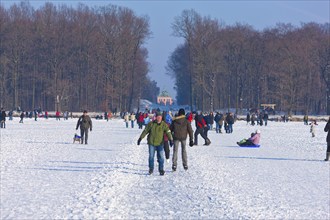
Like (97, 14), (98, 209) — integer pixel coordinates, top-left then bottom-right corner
(221, 156), (323, 162)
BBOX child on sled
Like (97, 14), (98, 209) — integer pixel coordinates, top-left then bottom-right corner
(237, 129), (261, 146)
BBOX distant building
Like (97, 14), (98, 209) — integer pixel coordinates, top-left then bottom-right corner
(157, 90), (173, 106)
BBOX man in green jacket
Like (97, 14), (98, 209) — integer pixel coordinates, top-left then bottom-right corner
(137, 111), (173, 175)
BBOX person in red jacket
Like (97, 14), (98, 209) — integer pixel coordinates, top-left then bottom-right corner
(187, 112), (193, 123)
(194, 111), (211, 146)
(137, 112), (144, 129)
(55, 111), (61, 121)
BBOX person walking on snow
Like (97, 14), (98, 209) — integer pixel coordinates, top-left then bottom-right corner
(124, 112), (130, 128)
(130, 112), (136, 128)
(76, 110), (92, 145)
(170, 108), (194, 171)
(323, 117), (330, 161)
(194, 111), (211, 146)
(0, 109), (6, 128)
(137, 111), (173, 175)
(310, 120), (318, 137)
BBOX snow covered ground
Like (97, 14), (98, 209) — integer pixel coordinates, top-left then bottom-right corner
(0, 117), (329, 219)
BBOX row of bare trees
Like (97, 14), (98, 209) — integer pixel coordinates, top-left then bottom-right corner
(168, 10), (330, 114)
(0, 2), (159, 112)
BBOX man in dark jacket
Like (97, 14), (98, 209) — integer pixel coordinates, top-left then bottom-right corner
(170, 108), (194, 171)
(226, 112), (234, 133)
(324, 117), (330, 161)
(194, 111), (211, 146)
(76, 110), (92, 144)
(0, 109), (6, 128)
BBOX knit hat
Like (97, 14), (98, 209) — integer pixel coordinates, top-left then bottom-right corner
(155, 111), (162, 117)
(178, 108), (185, 116)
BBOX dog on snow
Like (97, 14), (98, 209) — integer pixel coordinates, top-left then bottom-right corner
(73, 133), (81, 144)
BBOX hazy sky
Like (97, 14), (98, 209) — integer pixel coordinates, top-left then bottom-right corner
(2, 0), (329, 98)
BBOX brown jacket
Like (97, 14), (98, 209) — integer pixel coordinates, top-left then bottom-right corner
(170, 115), (193, 141)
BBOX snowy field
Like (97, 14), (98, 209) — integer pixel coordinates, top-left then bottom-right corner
(0, 117), (329, 219)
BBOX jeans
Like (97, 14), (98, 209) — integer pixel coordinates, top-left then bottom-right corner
(148, 144), (164, 172)
(228, 123), (233, 133)
(131, 120), (134, 128)
(216, 122), (220, 133)
(125, 121), (129, 128)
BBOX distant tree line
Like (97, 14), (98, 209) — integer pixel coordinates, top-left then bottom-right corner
(0, 2), (159, 112)
(168, 9), (330, 115)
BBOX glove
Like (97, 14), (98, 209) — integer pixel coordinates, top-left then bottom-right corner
(76, 128), (78, 130)
(137, 138), (141, 145)
(169, 140), (173, 147)
(90, 129), (92, 131)
(189, 140), (194, 147)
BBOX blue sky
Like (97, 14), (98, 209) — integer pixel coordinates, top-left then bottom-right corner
(2, 0), (329, 98)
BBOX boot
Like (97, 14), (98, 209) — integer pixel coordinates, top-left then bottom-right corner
(325, 152), (330, 161)
(204, 138), (211, 146)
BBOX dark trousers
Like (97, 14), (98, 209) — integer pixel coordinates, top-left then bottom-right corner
(164, 141), (170, 159)
(204, 127), (209, 137)
(327, 142), (330, 152)
(80, 128), (89, 144)
(239, 139), (254, 146)
(194, 127), (208, 145)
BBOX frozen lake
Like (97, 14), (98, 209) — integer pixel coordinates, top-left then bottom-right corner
(0, 118), (329, 219)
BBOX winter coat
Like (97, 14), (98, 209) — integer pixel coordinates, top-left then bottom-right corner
(130, 114), (136, 121)
(324, 121), (330, 143)
(76, 115), (92, 130)
(246, 113), (251, 122)
(249, 133), (260, 145)
(204, 115), (211, 124)
(139, 120), (173, 146)
(310, 122), (317, 134)
(214, 113), (220, 123)
(208, 113), (214, 125)
(124, 114), (129, 122)
(195, 114), (206, 128)
(0, 111), (6, 121)
(138, 114), (144, 123)
(263, 113), (269, 120)
(226, 114), (234, 124)
(219, 114), (224, 125)
(187, 113), (193, 122)
(170, 115), (193, 141)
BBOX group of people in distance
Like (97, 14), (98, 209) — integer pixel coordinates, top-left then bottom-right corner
(135, 110), (330, 176)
